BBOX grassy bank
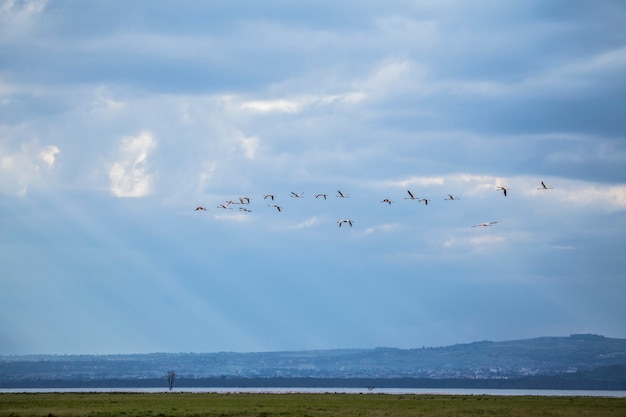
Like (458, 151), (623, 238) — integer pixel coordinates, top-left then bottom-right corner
(1, 392), (625, 417)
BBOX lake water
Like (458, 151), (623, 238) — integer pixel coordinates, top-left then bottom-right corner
(2, 387), (625, 397)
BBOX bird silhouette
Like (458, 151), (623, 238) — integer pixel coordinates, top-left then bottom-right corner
(538, 181), (553, 190)
(472, 221), (498, 228)
(405, 190), (418, 200)
(338, 219), (353, 227)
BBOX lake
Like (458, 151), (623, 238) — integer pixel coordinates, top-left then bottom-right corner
(2, 387), (625, 397)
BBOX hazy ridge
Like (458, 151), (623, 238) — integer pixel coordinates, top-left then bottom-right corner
(2, 334), (626, 389)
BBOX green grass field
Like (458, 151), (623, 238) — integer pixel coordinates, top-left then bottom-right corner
(1, 393), (625, 417)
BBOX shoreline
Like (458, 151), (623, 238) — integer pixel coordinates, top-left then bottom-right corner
(2, 387), (626, 397)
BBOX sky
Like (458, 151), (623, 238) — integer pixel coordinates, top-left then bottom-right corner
(1, 0), (625, 355)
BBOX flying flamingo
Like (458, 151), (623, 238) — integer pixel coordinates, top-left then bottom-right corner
(445, 194), (460, 200)
(472, 221), (498, 228)
(268, 204), (282, 212)
(405, 190), (418, 200)
(337, 219), (353, 227)
(290, 192), (304, 198)
(418, 198), (430, 206)
(496, 186), (509, 197)
(315, 193), (328, 200)
(263, 194), (276, 200)
(336, 190), (350, 198)
(194, 206), (207, 211)
(380, 198), (393, 205)
(538, 181), (554, 190)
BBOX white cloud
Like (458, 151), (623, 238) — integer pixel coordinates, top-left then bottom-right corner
(377, 175), (446, 189)
(469, 235), (505, 246)
(535, 46), (626, 87)
(108, 131), (155, 198)
(556, 184), (626, 210)
(0, 0), (47, 40)
(0, 141), (59, 195)
(240, 92), (365, 114)
(91, 87), (127, 113)
(437, 233), (505, 250)
(241, 99), (304, 114)
(213, 212), (251, 223)
(582, 46), (626, 73)
(442, 236), (457, 248)
(369, 173), (626, 212)
(292, 216), (321, 229)
(362, 223), (400, 235)
(364, 173), (508, 198)
(551, 245), (576, 251)
(39, 145), (60, 167)
(239, 133), (259, 160)
(197, 162), (216, 190)
(363, 60), (413, 92)
(492, 176), (626, 211)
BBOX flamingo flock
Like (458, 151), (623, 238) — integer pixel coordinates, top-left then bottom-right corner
(197, 182), (554, 228)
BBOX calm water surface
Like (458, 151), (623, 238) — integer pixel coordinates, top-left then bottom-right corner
(2, 387), (625, 397)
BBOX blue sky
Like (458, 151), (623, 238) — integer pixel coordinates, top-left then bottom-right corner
(1, 0), (625, 355)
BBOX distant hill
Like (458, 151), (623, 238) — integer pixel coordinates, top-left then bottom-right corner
(2, 334), (626, 389)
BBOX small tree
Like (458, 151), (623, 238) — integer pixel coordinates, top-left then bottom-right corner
(167, 370), (176, 391)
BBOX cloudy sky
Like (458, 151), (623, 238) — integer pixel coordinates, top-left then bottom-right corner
(1, 0), (625, 355)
